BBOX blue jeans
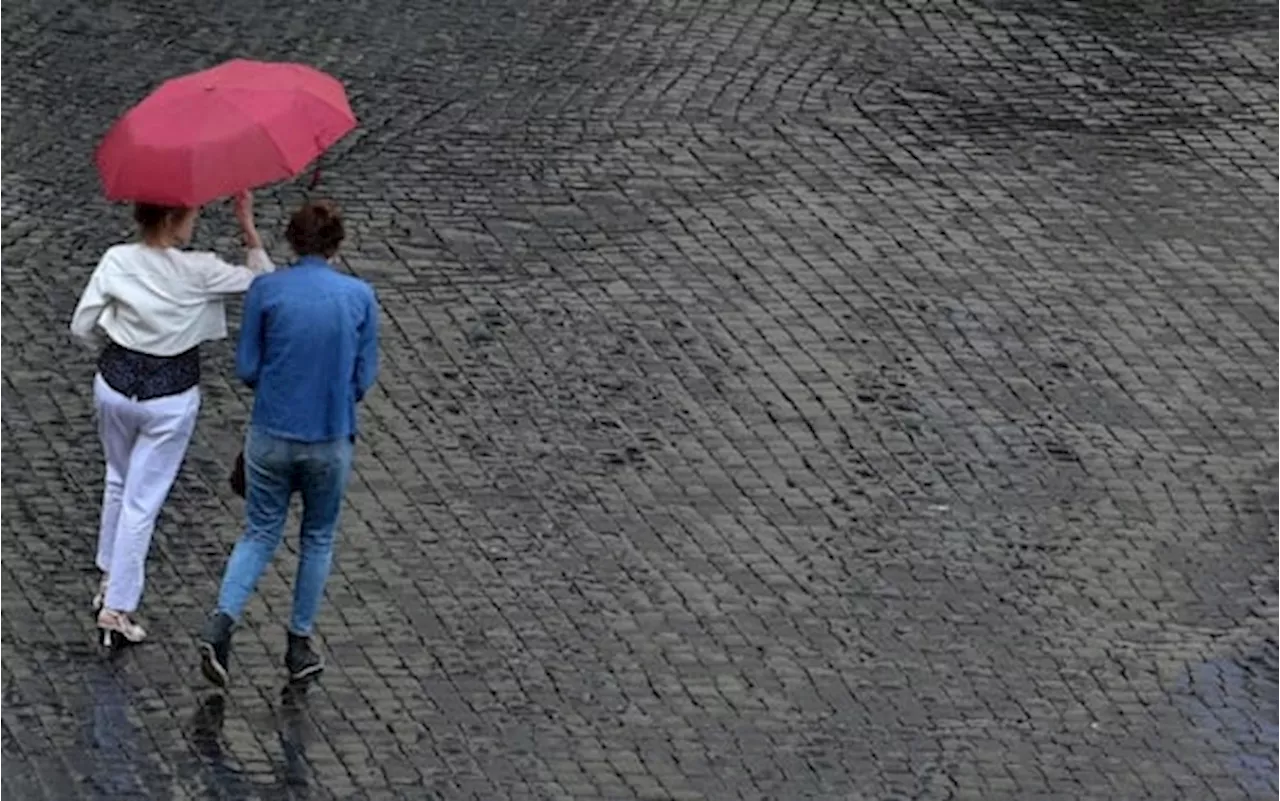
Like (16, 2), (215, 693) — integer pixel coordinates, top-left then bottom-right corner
(215, 428), (353, 636)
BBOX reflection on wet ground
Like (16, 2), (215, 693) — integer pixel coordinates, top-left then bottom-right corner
(186, 682), (316, 798)
(276, 683), (314, 790)
(1176, 640), (1279, 798)
(84, 655), (147, 801)
(3, 638), (343, 801)
(0, 636), (325, 801)
(187, 693), (249, 799)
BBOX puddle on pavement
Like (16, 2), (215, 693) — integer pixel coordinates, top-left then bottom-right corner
(73, 648), (321, 800)
(1176, 639), (1278, 797)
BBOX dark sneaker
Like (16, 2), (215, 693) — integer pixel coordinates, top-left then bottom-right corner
(199, 612), (235, 688)
(285, 633), (324, 682)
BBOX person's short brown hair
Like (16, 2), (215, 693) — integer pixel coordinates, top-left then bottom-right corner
(134, 203), (190, 236)
(286, 200), (345, 257)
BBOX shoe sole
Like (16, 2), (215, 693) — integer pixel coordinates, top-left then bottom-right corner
(287, 662), (325, 683)
(99, 632), (143, 650)
(200, 643), (229, 688)
(98, 625), (145, 648)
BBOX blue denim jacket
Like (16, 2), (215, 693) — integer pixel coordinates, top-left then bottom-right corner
(236, 257), (379, 443)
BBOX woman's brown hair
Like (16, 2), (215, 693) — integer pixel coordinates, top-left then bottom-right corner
(134, 203), (190, 237)
(286, 200), (345, 257)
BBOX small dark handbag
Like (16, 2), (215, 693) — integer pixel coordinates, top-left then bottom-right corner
(229, 449), (247, 498)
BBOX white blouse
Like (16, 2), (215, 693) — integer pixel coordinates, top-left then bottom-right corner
(70, 243), (274, 356)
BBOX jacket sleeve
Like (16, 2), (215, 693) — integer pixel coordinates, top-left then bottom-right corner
(198, 247), (274, 295)
(235, 279), (266, 387)
(354, 289), (380, 402)
(69, 257), (110, 350)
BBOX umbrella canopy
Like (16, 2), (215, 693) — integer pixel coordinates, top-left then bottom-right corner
(96, 59), (356, 207)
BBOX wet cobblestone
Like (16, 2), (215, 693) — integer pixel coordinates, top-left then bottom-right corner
(2, 0), (1276, 799)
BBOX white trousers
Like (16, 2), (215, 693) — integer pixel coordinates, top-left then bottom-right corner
(93, 374), (200, 612)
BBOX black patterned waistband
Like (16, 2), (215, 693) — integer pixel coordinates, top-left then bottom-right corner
(98, 341), (201, 401)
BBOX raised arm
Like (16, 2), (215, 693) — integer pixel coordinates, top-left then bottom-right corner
(199, 190), (275, 295)
(198, 249), (274, 295)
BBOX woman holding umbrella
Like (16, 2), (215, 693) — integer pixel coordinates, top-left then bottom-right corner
(71, 192), (273, 645)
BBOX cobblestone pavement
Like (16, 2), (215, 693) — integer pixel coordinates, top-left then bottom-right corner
(3, 0), (1277, 799)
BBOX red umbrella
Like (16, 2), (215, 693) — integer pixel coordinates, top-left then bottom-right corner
(96, 59), (356, 207)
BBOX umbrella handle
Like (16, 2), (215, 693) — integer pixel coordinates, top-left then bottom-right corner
(308, 166), (323, 191)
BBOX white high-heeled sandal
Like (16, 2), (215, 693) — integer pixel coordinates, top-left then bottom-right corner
(97, 609), (146, 646)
